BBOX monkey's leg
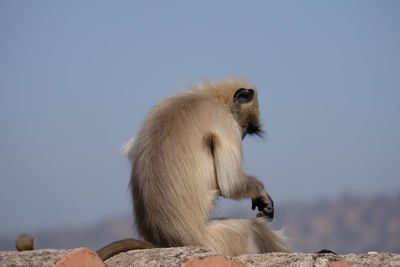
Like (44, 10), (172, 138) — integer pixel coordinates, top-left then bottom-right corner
(201, 218), (292, 257)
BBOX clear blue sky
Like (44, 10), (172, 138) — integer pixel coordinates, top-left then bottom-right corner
(0, 1), (399, 235)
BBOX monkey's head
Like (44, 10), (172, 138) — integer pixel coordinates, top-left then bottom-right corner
(195, 78), (263, 139)
(232, 87), (262, 139)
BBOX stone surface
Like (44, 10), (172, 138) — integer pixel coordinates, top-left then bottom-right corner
(104, 247), (400, 267)
(342, 253), (400, 267)
(237, 252), (339, 267)
(330, 259), (350, 267)
(0, 248), (105, 267)
(237, 252), (400, 267)
(182, 255), (246, 267)
(0, 249), (71, 267)
(55, 247), (104, 267)
(105, 247), (223, 267)
(105, 247), (400, 267)
(1, 247), (400, 267)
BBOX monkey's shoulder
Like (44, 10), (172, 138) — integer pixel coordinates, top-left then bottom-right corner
(153, 93), (231, 121)
(138, 93), (239, 145)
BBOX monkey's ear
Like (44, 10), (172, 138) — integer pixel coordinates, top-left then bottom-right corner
(233, 88), (254, 104)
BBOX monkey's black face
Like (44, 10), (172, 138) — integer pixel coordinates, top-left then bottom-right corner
(246, 123), (264, 137)
(232, 87), (263, 139)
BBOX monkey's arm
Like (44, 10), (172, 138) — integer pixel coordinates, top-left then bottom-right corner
(211, 132), (274, 219)
(248, 175), (274, 219)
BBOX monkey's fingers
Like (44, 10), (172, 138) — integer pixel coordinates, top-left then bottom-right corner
(256, 208), (274, 219)
(257, 196), (273, 210)
(256, 210), (273, 219)
(254, 195), (274, 218)
(252, 197), (264, 211)
(264, 198), (273, 212)
(262, 207), (274, 219)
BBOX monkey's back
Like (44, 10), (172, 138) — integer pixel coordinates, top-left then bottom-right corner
(129, 92), (240, 247)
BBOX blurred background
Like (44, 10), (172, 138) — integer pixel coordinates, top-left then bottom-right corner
(1, 1), (399, 254)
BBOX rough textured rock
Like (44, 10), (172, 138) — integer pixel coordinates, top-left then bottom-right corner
(104, 247), (400, 267)
(341, 253), (400, 267)
(1, 246), (400, 267)
(0, 249), (71, 267)
(182, 255), (246, 267)
(104, 246), (237, 267)
(235, 251), (400, 267)
(0, 248), (104, 267)
(236, 252), (349, 266)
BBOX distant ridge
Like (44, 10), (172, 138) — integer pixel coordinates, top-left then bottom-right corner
(1, 192), (399, 254)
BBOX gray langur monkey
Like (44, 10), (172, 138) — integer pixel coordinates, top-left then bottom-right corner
(97, 78), (292, 260)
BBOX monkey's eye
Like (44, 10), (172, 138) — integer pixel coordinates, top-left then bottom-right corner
(233, 88), (254, 104)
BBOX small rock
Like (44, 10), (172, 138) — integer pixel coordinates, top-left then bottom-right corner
(330, 260), (350, 267)
(15, 234), (34, 251)
(55, 248), (105, 267)
(182, 255), (246, 267)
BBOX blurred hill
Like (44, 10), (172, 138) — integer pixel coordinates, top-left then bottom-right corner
(277, 192), (400, 254)
(0, 216), (135, 252)
(1, 192), (399, 254)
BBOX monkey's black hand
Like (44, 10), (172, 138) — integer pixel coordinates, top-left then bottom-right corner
(251, 193), (274, 220)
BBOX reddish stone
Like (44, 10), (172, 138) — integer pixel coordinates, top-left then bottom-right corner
(55, 247), (105, 267)
(182, 255), (246, 267)
(330, 259), (350, 267)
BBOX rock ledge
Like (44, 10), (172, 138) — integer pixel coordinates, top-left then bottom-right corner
(0, 246), (399, 267)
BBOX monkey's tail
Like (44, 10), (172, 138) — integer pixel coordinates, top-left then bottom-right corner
(96, 238), (154, 261)
(201, 218), (292, 256)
